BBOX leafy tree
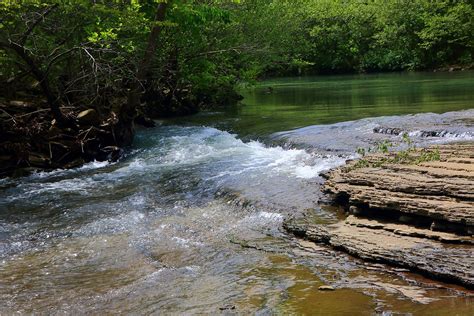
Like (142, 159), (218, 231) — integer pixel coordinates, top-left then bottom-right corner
(1, 0), (473, 174)
(418, 0), (474, 66)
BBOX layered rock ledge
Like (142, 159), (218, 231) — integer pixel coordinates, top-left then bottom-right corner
(324, 143), (474, 234)
(284, 216), (474, 288)
(285, 143), (474, 288)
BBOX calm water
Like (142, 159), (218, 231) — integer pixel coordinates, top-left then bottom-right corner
(171, 71), (474, 138)
(1, 72), (473, 314)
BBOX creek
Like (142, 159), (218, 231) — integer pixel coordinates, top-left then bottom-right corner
(1, 71), (473, 314)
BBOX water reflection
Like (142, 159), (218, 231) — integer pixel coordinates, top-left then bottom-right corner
(170, 71), (474, 138)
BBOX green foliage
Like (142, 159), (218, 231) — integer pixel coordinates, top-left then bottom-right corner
(417, 1), (474, 66)
(1, 0), (473, 118)
(278, 0), (474, 73)
(353, 134), (441, 170)
(376, 140), (393, 154)
(356, 147), (366, 157)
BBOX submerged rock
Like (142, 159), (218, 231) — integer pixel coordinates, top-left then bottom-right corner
(373, 126), (465, 138)
(219, 305), (236, 311)
(318, 285), (335, 291)
(373, 127), (403, 135)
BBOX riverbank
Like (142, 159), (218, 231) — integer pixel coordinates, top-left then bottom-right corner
(285, 143), (474, 288)
(0, 98), (127, 178)
(0, 90), (241, 178)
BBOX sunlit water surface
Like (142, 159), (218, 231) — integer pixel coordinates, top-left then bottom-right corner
(1, 72), (474, 314)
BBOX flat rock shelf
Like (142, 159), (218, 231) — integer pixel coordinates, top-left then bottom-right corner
(285, 143), (474, 289)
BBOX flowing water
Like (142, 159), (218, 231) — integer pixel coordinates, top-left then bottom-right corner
(1, 71), (474, 314)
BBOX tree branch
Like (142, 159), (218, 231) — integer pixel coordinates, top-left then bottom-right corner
(1, 40), (68, 125)
(44, 47), (77, 75)
(21, 4), (59, 45)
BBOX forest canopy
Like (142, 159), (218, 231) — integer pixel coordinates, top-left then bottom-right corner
(1, 0), (473, 175)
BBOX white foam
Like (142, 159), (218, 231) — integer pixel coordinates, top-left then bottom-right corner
(74, 210), (146, 236)
(172, 237), (204, 248)
(149, 127), (338, 180)
(5, 177), (95, 202)
(27, 160), (112, 180)
(408, 130), (474, 140)
(239, 211), (284, 226)
(2, 126), (344, 209)
(79, 160), (112, 170)
(257, 211), (284, 221)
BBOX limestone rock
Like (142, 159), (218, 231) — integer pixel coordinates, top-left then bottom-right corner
(286, 143), (474, 289)
(323, 144), (474, 231)
(285, 217), (474, 289)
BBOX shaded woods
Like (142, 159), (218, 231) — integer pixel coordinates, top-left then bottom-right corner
(1, 0), (473, 176)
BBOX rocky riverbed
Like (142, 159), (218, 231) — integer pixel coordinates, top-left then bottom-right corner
(285, 143), (474, 289)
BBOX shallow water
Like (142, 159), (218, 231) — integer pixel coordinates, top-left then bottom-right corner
(1, 72), (474, 314)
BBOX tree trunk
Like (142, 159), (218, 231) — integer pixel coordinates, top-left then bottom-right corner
(137, 1), (170, 82)
(119, 1), (171, 146)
